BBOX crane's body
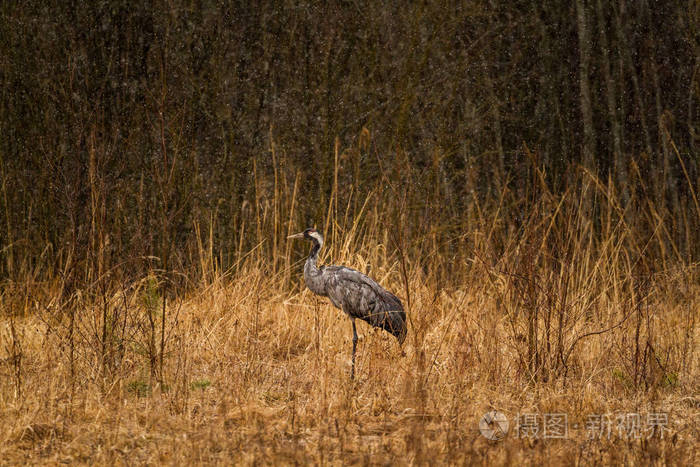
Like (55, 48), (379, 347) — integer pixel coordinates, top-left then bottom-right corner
(289, 228), (407, 378)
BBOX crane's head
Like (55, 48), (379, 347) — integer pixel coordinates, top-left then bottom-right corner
(288, 228), (323, 248)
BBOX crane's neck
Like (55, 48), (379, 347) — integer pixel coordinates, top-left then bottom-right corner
(303, 237), (326, 295)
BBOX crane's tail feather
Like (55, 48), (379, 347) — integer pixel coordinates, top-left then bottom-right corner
(361, 307), (407, 345)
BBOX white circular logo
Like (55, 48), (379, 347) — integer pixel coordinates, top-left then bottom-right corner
(479, 411), (509, 440)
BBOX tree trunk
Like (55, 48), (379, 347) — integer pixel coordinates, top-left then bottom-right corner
(596, 0), (628, 202)
(576, 0), (596, 169)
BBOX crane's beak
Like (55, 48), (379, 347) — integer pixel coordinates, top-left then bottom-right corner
(287, 232), (304, 239)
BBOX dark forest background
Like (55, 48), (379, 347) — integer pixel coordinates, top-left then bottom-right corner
(1, 0), (698, 290)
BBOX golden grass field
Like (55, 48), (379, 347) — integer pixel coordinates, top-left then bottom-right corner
(1, 176), (699, 465)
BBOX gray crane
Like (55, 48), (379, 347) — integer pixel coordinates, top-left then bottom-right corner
(288, 228), (407, 379)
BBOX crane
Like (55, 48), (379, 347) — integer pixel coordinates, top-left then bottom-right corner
(288, 228), (407, 379)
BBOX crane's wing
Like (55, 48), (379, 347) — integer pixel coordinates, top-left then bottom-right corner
(322, 266), (407, 344)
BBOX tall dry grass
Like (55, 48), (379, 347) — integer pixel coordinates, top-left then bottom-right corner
(0, 143), (698, 465)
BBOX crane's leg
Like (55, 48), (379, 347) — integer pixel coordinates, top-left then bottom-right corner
(351, 318), (358, 380)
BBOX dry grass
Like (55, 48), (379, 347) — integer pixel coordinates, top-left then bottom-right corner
(1, 166), (699, 465)
(1, 264), (698, 464)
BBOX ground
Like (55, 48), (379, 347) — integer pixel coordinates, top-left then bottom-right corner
(1, 264), (697, 465)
